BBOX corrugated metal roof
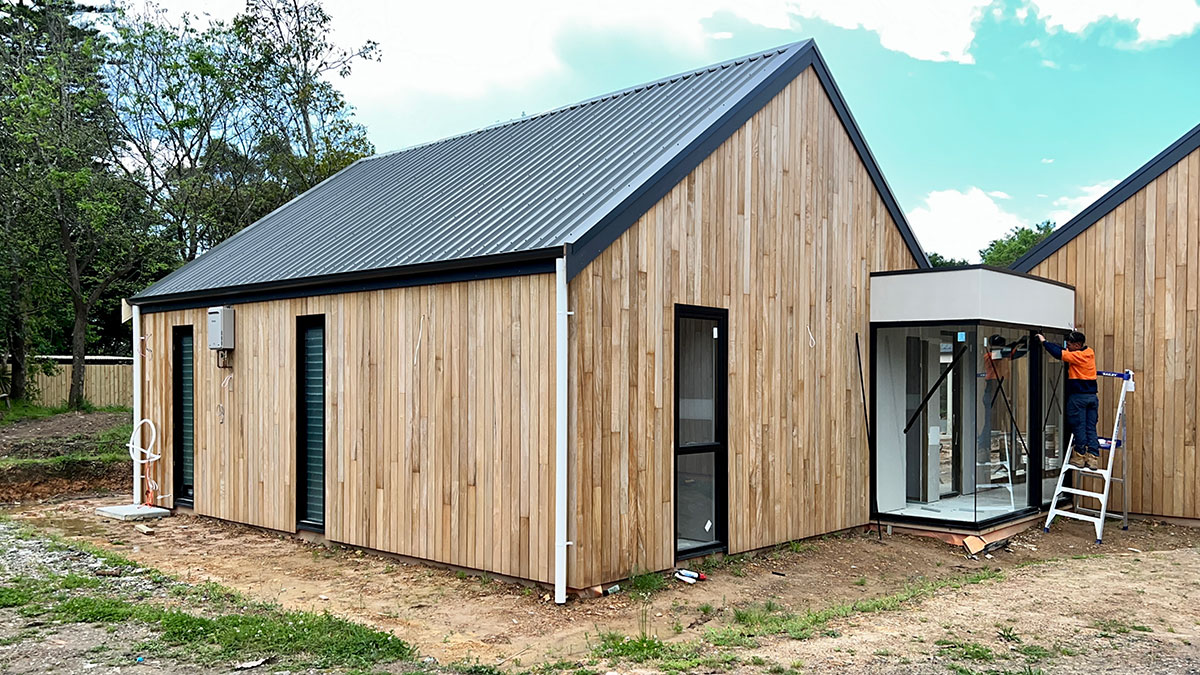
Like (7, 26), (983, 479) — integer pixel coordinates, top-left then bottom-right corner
(135, 39), (926, 304)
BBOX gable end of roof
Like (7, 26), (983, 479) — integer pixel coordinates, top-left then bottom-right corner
(1013, 121), (1200, 273)
(565, 41), (929, 277)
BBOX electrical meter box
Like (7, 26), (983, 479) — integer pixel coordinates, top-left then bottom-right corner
(207, 306), (235, 350)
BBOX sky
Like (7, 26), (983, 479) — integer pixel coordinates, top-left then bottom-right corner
(153, 0), (1200, 262)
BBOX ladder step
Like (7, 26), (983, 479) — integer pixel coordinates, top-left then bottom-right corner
(1060, 487), (1106, 499)
(1048, 509), (1101, 524)
(1064, 465), (1109, 476)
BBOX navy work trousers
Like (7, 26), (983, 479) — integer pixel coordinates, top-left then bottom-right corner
(1066, 393), (1100, 454)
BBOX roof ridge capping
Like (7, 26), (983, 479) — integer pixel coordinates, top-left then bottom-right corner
(1013, 121), (1200, 273)
(363, 41), (808, 162)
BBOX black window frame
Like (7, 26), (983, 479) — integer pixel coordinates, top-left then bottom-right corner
(673, 304), (729, 560)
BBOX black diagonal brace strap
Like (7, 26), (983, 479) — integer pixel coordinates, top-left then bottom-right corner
(902, 344), (968, 435)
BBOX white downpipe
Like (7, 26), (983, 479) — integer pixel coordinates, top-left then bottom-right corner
(131, 304), (143, 505)
(554, 258), (570, 604)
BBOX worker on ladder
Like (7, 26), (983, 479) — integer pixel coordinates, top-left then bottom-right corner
(1035, 330), (1099, 469)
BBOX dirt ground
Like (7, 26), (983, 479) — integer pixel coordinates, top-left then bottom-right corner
(8, 495), (1200, 672)
(0, 412), (128, 453)
(0, 411), (130, 504)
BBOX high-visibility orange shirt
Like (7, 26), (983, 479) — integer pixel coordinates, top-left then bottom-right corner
(1059, 347), (1097, 381)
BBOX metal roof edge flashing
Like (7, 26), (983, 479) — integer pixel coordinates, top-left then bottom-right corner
(132, 248), (561, 313)
(1012, 121), (1200, 273)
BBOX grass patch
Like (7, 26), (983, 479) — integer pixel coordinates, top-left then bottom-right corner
(705, 568), (1002, 647)
(593, 632), (706, 672)
(0, 400), (130, 427)
(935, 638), (996, 662)
(0, 537), (414, 670)
(1094, 618), (1151, 636)
(788, 541), (817, 554)
(627, 569), (667, 597)
(1015, 644), (1052, 662)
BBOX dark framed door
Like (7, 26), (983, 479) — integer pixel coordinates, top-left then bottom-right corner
(297, 316), (326, 531)
(674, 304), (728, 559)
(172, 326), (195, 506)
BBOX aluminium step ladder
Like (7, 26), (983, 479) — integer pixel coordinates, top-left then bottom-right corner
(1043, 369), (1135, 544)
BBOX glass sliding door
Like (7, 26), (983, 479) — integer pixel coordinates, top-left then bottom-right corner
(674, 306), (727, 557)
(1040, 330), (1067, 504)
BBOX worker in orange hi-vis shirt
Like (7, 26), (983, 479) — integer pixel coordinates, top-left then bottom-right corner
(1035, 330), (1099, 469)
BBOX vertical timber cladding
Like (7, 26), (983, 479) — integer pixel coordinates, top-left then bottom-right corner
(567, 67), (920, 588)
(140, 273), (558, 583)
(1030, 147), (1200, 520)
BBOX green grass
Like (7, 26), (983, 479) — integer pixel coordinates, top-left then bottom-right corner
(935, 638), (996, 662)
(705, 568), (1003, 647)
(593, 632), (704, 671)
(0, 400), (130, 427)
(1094, 619), (1152, 636)
(0, 573), (414, 669)
(1015, 644), (1052, 662)
(627, 569), (667, 597)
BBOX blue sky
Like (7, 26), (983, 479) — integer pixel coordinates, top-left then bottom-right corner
(166, 0), (1200, 262)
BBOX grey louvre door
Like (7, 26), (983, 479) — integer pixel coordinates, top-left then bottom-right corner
(298, 318), (325, 530)
(173, 328), (195, 505)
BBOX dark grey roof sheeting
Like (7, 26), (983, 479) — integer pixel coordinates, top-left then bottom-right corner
(135, 40), (927, 304)
(1013, 121), (1200, 273)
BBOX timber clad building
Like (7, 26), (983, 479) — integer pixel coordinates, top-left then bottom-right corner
(130, 40), (928, 593)
(1014, 123), (1200, 522)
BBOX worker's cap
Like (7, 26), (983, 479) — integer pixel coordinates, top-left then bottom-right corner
(1066, 330), (1086, 344)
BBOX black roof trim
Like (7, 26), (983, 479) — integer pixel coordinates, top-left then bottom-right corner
(566, 40), (929, 277)
(1013, 121), (1200, 273)
(871, 263), (1075, 290)
(135, 248), (560, 313)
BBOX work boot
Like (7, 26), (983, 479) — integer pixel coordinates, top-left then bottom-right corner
(1068, 449), (1089, 469)
(1086, 452), (1102, 471)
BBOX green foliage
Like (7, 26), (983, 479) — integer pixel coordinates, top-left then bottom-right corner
(628, 568), (667, 597)
(704, 569), (1002, 646)
(935, 638), (996, 662)
(979, 221), (1055, 268)
(928, 252), (969, 267)
(0, 567), (414, 669)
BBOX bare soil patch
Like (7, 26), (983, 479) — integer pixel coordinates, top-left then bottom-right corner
(0, 411), (127, 456)
(745, 548), (1200, 674)
(9, 495), (1199, 671)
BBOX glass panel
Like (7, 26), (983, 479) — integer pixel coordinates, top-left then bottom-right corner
(974, 327), (1031, 519)
(1041, 330), (1067, 504)
(676, 452), (717, 552)
(678, 318), (718, 446)
(875, 325), (976, 522)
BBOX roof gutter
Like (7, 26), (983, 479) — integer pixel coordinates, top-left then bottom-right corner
(130, 247), (563, 313)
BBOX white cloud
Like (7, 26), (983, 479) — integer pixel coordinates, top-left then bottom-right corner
(710, 31), (734, 39)
(1026, 0), (1200, 45)
(1041, 158), (1055, 164)
(1041, 58), (1059, 68)
(790, 0), (994, 64)
(1047, 179), (1119, 225)
(1015, 6), (1030, 22)
(987, 190), (1012, 199)
(1036, 193), (1049, 198)
(907, 187), (1028, 262)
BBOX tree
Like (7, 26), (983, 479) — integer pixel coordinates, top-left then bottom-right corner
(233, 0), (378, 198)
(979, 221), (1055, 268)
(928, 252), (968, 268)
(109, 7), (260, 262)
(0, 0), (163, 408)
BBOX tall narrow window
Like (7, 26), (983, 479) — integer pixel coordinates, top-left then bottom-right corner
(297, 316), (325, 530)
(172, 326), (195, 506)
